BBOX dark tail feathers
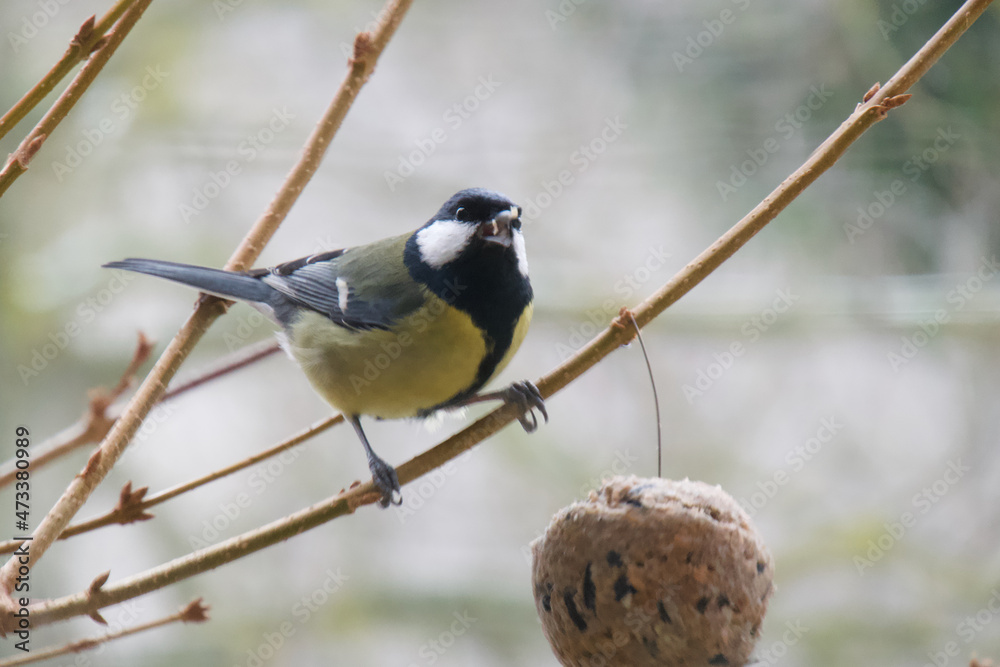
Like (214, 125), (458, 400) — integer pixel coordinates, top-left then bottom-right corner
(103, 258), (273, 304)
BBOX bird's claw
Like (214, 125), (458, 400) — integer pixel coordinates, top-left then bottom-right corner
(367, 454), (402, 507)
(503, 380), (548, 433)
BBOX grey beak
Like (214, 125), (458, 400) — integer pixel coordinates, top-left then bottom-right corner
(480, 208), (518, 248)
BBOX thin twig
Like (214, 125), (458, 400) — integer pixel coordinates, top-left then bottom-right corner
(0, 338), (283, 489)
(23, 0), (993, 628)
(0, 599), (208, 667)
(161, 338), (281, 401)
(0, 0), (153, 197)
(0, 334), (153, 489)
(0, 415), (340, 555)
(0, 0), (141, 142)
(31, 494), (356, 627)
(0, 0), (414, 628)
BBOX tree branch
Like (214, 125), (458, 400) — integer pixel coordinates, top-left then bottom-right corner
(393, 0), (998, 490)
(0, 0), (142, 142)
(0, 0), (153, 197)
(22, 0), (992, 629)
(0, 0), (415, 623)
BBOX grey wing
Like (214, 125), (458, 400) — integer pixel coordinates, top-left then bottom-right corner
(254, 246), (425, 331)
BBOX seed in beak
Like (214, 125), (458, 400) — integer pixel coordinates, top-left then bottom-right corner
(481, 214), (513, 248)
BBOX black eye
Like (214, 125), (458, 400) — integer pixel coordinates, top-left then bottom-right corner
(455, 207), (469, 222)
(511, 217), (522, 230)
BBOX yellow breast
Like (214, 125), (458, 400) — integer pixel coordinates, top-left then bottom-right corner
(286, 293), (490, 419)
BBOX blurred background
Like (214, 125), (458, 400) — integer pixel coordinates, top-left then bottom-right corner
(2, 0), (999, 665)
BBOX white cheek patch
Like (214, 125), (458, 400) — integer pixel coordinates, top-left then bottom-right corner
(416, 219), (477, 269)
(512, 229), (529, 277)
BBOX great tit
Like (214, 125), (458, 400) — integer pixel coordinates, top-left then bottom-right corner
(105, 188), (546, 507)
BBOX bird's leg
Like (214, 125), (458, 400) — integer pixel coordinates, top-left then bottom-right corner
(348, 415), (402, 507)
(450, 380), (548, 433)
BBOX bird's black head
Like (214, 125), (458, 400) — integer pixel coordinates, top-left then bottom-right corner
(408, 188), (528, 278)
